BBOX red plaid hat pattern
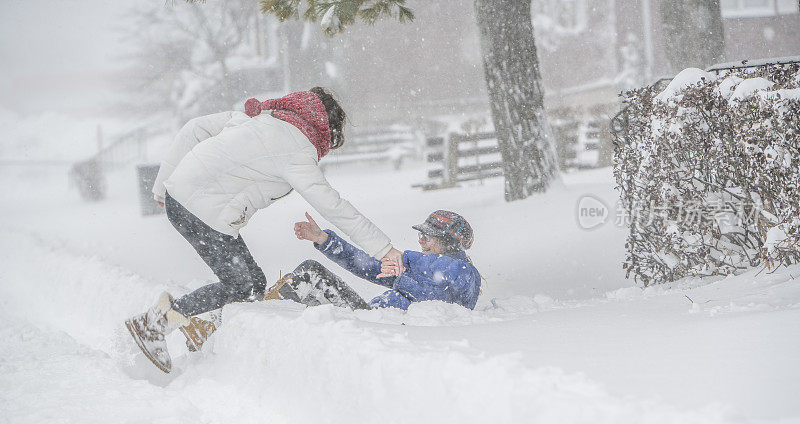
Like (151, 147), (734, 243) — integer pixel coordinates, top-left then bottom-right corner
(412, 210), (474, 250)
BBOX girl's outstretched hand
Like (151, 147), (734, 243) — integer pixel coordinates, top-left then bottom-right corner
(377, 248), (405, 278)
(294, 212), (328, 244)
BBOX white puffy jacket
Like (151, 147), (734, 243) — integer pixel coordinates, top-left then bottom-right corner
(152, 111), (393, 259)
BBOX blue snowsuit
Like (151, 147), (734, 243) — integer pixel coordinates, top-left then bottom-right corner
(315, 230), (481, 310)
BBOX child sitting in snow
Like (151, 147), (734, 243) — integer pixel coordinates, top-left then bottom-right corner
(272, 209), (481, 310)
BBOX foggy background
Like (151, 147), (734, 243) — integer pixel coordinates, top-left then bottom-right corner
(2, 0), (797, 155)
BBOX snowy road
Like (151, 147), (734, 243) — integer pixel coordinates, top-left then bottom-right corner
(0, 164), (798, 423)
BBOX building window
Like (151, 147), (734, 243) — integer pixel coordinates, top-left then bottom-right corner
(721, 0), (799, 18)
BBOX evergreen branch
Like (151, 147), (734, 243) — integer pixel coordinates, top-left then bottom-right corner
(397, 5), (414, 23)
(260, 0), (301, 21)
(254, 0), (413, 36)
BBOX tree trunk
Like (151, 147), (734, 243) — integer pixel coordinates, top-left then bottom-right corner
(474, 0), (558, 201)
(659, 0), (725, 73)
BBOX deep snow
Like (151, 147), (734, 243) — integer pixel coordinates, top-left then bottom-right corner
(0, 160), (798, 424)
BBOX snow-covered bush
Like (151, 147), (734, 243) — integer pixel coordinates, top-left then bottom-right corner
(614, 62), (800, 285)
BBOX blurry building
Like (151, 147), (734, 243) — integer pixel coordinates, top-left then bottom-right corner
(720, 0), (800, 61)
(541, 0), (799, 108)
(614, 0), (799, 98)
(209, 1), (798, 125)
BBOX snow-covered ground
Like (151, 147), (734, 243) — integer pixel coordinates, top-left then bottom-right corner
(0, 160), (798, 423)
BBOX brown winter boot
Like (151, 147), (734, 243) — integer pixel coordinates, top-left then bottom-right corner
(124, 292), (190, 374)
(180, 316), (218, 352)
(175, 276), (300, 354)
(263, 274), (301, 302)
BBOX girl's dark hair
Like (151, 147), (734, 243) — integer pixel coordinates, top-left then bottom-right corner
(440, 237), (463, 255)
(427, 233), (462, 256)
(310, 86), (346, 150)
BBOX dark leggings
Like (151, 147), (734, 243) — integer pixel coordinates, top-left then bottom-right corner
(166, 193), (267, 317)
(286, 260), (371, 310)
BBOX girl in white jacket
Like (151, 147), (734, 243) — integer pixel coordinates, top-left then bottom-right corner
(125, 87), (402, 373)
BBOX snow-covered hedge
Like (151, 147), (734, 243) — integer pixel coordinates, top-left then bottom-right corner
(614, 62), (800, 285)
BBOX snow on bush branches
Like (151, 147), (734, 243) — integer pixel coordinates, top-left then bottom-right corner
(614, 62), (800, 286)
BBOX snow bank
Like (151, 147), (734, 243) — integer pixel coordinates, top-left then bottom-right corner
(0, 314), (197, 424)
(0, 229), (171, 353)
(177, 302), (729, 424)
(0, 108), (100, 161)
(0, 224), (736, 423)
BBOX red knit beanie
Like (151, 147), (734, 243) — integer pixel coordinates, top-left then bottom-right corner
(244, 91), (332, 159)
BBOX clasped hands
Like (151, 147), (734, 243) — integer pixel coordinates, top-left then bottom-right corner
(377, 250), (405, 278)
(294, 212), (405, 277)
